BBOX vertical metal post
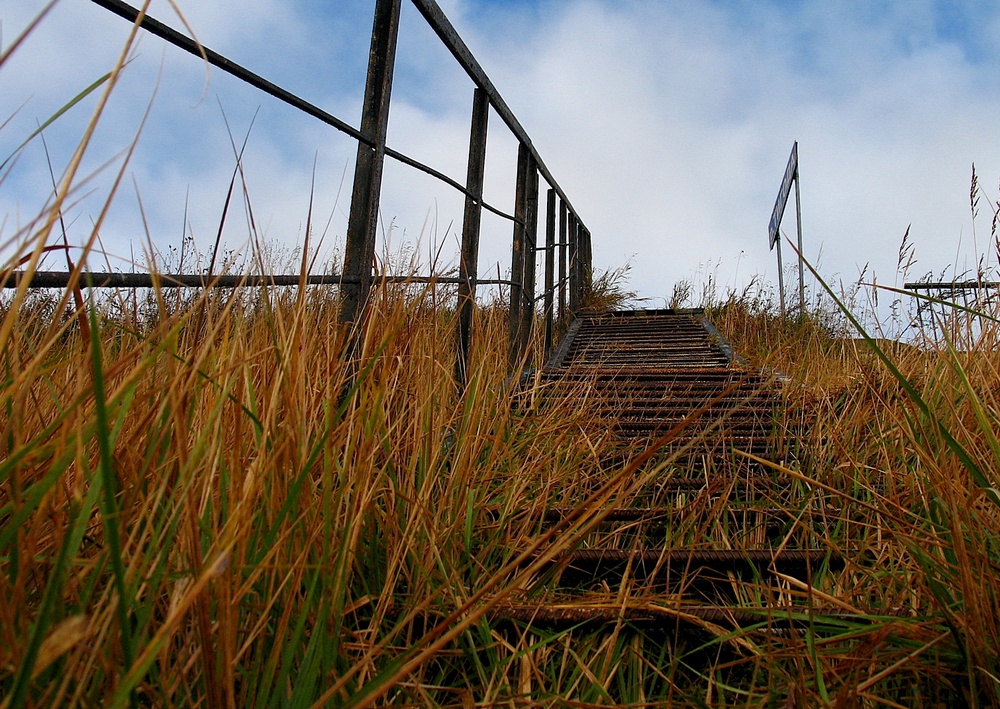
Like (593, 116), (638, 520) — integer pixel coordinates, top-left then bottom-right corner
(794, 165), (804, 315)
(519, 157), (539, 366)
(568, 213), (579, 316)
(543, 188), (556, 358)
(775, 238), (786, 317)
(455, 87), (490, 387)
(581, 226), (592, 294)
(558, 199), (567, 326)
(508, 143), (531, 372)
(341, 0), (402, 329)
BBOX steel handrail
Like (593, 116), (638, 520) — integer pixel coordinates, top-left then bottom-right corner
(26, 0), (595, 384)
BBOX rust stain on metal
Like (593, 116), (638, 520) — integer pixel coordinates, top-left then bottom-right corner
(495, 309), (844, 630)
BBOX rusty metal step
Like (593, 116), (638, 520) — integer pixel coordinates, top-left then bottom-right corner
(533, 506), (832, 524)
(502, 309), (847, 632)
(490, 602), (859, 630)
(539, 366), (771, 381)
(490, 505), (840, 531)
(543, 548), (840, 574)
(552, 311), (732, 368)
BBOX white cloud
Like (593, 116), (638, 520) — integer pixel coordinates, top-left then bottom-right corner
(4, 0), (1000, 320)
(455, 0), (1000, 304)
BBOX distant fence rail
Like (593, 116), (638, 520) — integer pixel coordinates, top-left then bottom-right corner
(2, 272), (514, 289)
(11, 0), (594, 386)
(904, 279), (1000, 338)
(903, 280), (1000, 292)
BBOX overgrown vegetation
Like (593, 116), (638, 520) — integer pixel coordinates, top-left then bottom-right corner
(4, 6), (1000, 707)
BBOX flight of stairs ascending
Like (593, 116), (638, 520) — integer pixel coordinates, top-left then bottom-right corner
(492, 309), (843, 630)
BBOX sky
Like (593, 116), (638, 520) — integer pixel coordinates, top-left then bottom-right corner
(3, 0), (1000, 317)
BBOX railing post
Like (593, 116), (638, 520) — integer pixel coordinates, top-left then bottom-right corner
(508, 143), (531, 373)
(581, 226), (592, 296)
(340, 0), (402, 330)
(519, 159), (539, 365)
(568, 213), (579, 317)
(543, 188), (556, 358)
(455, 87), (490, 388)
(558, 199), (567, 326)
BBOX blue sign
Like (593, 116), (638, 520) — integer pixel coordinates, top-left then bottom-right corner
(768, 142), (798, 249)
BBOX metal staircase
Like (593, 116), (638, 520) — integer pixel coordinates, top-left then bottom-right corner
(492, 309), (843, 630)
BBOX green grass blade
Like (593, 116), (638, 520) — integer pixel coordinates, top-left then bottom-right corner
(6, 468), (103, 709)
(0, 72), (112, 172)
(86, 297), (137, 705)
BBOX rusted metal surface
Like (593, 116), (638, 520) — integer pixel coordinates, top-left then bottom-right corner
(341, 0), (402, 327)
(543, 188), (557, 355)
(508, 144), (534, 371)
(2, 272), (515, 290)
(558, 201), (568, 327)
(552, 310), (732, 368)
(87, 0), (594, 387)
(533, 311), (785, 461)
(491, 603), (862, 630)
(455, 87), (490, 387)
(494, 309), (844, 630)
(545, 548), (842, 582)
(534, 505), (837, 524)
(3, 272), (355, 289)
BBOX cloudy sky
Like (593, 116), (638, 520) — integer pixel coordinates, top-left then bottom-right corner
(3, 0), (1000, 312)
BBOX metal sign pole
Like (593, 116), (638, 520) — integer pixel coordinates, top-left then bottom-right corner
(794, 162), (804, 314)
(776, 238), (786, 317)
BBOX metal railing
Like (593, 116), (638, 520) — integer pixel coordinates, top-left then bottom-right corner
(904, 279), (1000, 340)
(5, 0), (594, 386)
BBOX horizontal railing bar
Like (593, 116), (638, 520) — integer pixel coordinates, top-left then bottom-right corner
(3, 271), (514, 289)
(409, 0), (584, 225)
(87, 0), (591, 323)
(89, 0), (519, 225)
(532, 275), (572, 304)
(90, 0), (367, 145)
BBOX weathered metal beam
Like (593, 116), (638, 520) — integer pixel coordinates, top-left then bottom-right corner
(91, 0), (525, 230)
(539, 548), (842, 587)
(341, 0), (402, 327)
(581, 226), (593, 295)
(492, 603), (856, 629)
(558, 199), (567, 326)
(543, 188), (556, 357)
(1, 271), (517, 289)
(508, 143), (531, 372)
(455, 88), (490, 387)
(568, 213), (580, 316)
(519, 157), (539, 364)
(89, 0), (367, 146)
(904, 280), (1000, 290)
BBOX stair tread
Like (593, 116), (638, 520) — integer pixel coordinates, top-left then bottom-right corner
(490, 601), (862, 628)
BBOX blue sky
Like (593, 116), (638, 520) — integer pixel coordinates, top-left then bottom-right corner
(3, 0), (1000, 317)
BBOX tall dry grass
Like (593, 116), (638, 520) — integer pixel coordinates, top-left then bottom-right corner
(710, 277), (1000, 706)
(5, 4), (1000, 706)
(6, 269), (1000, 706)
(0, 277), (619, 707)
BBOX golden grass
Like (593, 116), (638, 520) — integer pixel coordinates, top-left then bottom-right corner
(2, 270), (999, 706)
(4, 6), (1000, 705)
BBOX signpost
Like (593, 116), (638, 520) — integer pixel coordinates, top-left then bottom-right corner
(768, 141), (804, 315)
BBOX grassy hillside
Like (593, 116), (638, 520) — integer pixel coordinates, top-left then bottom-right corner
(4, 10), (1000, 707)
(3, 263), (1000, 707)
